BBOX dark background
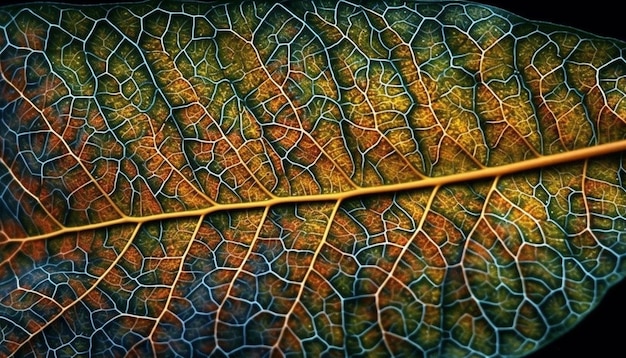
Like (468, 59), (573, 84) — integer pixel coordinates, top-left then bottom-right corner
(1, 0), (625, 357)
(484, 1), (624, 40)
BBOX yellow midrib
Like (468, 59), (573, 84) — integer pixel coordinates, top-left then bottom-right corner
(11, 139), (626, 242)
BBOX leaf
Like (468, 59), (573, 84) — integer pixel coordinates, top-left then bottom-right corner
(1, 1), (625, 357)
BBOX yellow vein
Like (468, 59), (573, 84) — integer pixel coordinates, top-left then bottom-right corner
(8, 139), (626, 242)
(212, 205), (271, 343)
(135, 214), (206, 357)
(270, 199), (343, 355)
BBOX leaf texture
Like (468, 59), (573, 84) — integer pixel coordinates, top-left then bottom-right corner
(1, 1), (626, 356)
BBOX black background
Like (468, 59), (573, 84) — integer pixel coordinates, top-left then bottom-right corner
(483, 1), (624, 40)
(1, 0), (625, 357)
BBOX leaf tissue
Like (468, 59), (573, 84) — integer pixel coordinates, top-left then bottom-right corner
(1, 1), (625, 356)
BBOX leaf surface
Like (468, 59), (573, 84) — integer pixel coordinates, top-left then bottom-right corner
(1, 1), (626, 356)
